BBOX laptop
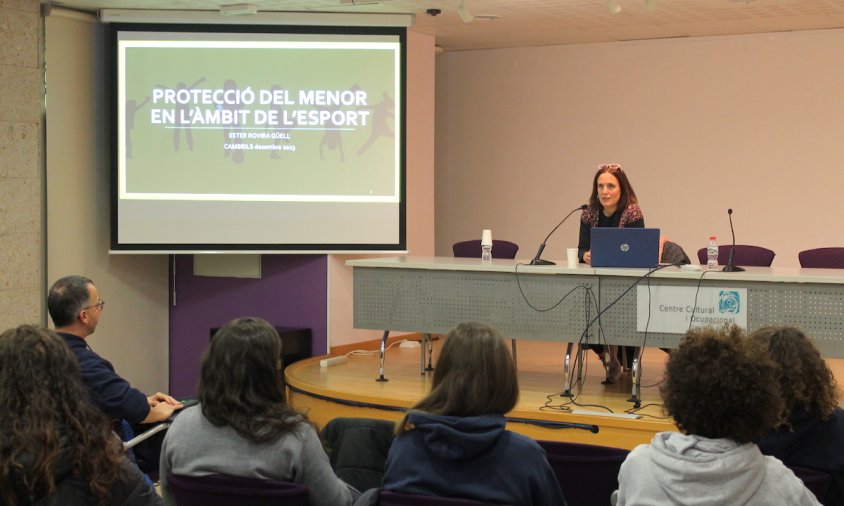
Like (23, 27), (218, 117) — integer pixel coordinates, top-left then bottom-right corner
(590, 228), (660, 268)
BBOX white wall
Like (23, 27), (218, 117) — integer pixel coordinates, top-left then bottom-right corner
(46, 10), (170, 394)
(435, 29), (844, 266)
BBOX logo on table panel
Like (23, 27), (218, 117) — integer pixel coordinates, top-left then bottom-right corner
(719, 291), (741, 314)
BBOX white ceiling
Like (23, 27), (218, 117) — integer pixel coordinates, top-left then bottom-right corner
(51, 0), (844, 51)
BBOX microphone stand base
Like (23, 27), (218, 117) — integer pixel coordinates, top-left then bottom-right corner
(721, 264), (745, 272)
(529, 259), (556, 266)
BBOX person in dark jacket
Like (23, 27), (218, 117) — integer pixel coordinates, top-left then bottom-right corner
(752, 326), (844, 504)
(382, 322), (566, 506)
(0, 325), (162, 506)
(47, 275), (181, 425)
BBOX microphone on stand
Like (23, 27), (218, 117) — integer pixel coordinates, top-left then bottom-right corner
(530, 204), (588, 266)
(722, 208), (745, 272)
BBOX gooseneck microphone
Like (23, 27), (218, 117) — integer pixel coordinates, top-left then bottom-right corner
(530, 204), (588, 266)
(722, 208), (745, 272)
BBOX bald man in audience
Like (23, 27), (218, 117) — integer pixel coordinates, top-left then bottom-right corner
(48, 275), (181, 424)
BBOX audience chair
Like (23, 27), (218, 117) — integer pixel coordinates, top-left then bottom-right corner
(378, 490), (499, 506)
(452, 239), (519, 259)
(537, 440), (629, 506)
(166, 473), (309, 506)
(789, 466), (832, 504)
(799, 247), (844, 268)
(695, 245), (775, 267)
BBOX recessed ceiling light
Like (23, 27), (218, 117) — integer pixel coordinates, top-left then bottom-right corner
(458, 0), (473, 23)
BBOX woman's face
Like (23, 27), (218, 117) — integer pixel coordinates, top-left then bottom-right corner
(596, 172), (621, 213)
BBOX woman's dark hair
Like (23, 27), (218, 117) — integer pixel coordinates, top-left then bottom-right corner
(396, 322), (519, 435)
(0, 325), (123, 505)
(200, 317), (305, 443)
(751, 326), (838, 420)
(587, 163), (638, 212)
(662, 325), (783, 444)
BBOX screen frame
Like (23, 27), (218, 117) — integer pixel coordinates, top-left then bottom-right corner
(107, 22), (407, 253)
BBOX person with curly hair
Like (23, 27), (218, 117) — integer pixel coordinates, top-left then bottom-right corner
(752, 325), (844, 504)
(381, 322), (566, 506)
(615, 325), (820, 505)
(0, 325), (162, 506)
(159, 317), (358, 506)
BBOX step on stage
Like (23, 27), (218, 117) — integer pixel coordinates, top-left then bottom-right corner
(285, 338), (677, 449)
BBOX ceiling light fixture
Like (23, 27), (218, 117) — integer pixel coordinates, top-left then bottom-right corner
(219, 3), (258, 16)
(458, 0), (474, 23)
(607, 0), (621, 14)
(100, 8), (413, 26)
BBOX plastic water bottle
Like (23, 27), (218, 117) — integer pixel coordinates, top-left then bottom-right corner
(707, 236), (718, 270)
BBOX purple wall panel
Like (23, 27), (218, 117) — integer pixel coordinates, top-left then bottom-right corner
(168, 254), (327, 397)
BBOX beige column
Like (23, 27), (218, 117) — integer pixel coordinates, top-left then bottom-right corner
(0, 0), (43, 328)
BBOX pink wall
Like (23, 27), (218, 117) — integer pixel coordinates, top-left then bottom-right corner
(435, 29), (844, 266)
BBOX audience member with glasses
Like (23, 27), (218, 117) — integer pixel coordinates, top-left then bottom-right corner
(48, 275), (182, 424)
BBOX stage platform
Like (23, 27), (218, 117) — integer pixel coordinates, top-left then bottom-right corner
(285, 337), (678, 450)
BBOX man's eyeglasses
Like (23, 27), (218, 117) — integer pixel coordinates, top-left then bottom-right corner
(83, 299), (106, 311)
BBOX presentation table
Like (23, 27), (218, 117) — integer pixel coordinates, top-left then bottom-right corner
(348, 256), (844, 381)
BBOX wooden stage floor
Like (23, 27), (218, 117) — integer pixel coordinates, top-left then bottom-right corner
(286, 338), (678, 449)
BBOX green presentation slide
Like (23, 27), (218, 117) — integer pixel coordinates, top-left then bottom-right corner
(120, 41), (399, 201)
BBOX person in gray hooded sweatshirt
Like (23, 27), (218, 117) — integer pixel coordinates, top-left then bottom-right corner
(615, 325), (821, 506)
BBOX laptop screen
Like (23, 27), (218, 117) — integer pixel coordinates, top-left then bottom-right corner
(590, 228), (660, 268)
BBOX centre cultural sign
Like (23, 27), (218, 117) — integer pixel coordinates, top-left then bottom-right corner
(636, 286), (748, 333)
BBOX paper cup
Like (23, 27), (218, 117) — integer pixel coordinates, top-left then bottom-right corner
(481, 229), (492, 246)
(566, 248), (578, 268)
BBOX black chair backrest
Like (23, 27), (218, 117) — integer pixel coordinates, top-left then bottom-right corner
(379, 490), (499, 506)
(798, 247), (844, 268)
(166, 473), (309, 506)
(789, 466), (831, 504)
(537, 440), (628, 506)
(695, 245), (775, 267)
(452, 239), (519, 259)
